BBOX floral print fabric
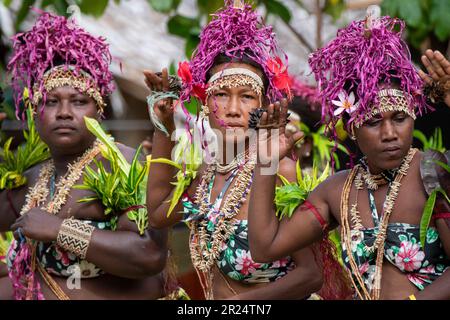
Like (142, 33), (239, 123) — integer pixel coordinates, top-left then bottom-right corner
(182, 191), (295, 284)
(342, 223), (449, 291)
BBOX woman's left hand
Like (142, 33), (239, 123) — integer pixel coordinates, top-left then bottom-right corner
(10, 208), (63, 242)
(419, 49), (450, 107)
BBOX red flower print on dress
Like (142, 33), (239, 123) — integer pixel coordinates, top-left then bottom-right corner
(395, 241), (425, 272)
(235, 250), (261, 276)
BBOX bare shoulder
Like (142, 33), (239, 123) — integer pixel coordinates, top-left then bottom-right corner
(313, 168), (350, 198)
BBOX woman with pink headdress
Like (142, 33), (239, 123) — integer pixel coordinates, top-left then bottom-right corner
(247, 11), (450, 300)
(0, 11), (169, 300)
(144, 1), (351, 300)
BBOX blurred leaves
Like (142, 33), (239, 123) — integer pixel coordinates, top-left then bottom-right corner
(382, 0), (450, 47)
(0, 91), (50, 190)
(148, 0), (181, 13)
(413, 127), (446, 153)
(324, 0), (345, 21)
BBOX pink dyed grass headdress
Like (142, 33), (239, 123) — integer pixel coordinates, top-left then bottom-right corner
(7, 10), (114, 118)
(177, 0), (291, 116)
(309, 13), (431, 134)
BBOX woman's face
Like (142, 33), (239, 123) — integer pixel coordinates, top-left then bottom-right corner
(36, 86), (100, 156)
(355, 110), (414, 172)
(206, 62), (264, 145)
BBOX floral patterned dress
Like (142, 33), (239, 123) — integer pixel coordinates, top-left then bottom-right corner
(182, 172), (295, 284)
(7, 220), (110, 279)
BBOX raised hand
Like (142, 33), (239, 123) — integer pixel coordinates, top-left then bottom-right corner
(256, 99), (304, 167)
(418, 49), (450, 107)
(143, 68), (176, 134)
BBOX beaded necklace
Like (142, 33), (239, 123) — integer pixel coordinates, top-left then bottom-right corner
(13, 140), (102, 300)
(189, 151), (255, 299)
(341, 148), (417, 300)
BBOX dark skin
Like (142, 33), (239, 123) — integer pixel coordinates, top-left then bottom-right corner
(248, 96), (450, 300)
(0, 86), (168, 300)
(145, 64), (322, 299)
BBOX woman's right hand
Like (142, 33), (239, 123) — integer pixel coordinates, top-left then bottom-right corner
(143, 68), (176, 133)
(419, 49), (450, 107)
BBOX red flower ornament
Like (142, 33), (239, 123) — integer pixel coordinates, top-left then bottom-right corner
(267, 57), (292, 99)
(178, 61), (192, 85)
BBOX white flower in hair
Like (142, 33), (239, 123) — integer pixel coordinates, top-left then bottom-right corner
(332, 91), (359, 116)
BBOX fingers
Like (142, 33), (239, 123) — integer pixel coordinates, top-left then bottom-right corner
(143, 69), (163, 92)
(434, 50), (450, 75)
(421, 54), (440, 82)
(0, 112), (6, 122)
(278, 99), (288, 136)
(10, 219), (22, 232)
(425, 50), (447, 78)
(418, 69), (433, 85)
(259, 109), (268, 126)
(161, 68), (170, 92)
(273, 101), (281, 126)
(266, 102), (275, 125)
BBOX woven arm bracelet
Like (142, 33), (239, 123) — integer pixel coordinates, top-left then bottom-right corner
(56, 218), (95, 259)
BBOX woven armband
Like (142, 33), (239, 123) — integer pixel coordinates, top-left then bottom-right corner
(56, 218), (95, 259)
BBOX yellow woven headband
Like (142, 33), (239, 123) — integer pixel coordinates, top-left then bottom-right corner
(32, 65), (106, 112)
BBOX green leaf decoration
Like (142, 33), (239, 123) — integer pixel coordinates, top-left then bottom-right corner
(84, 117), (130, 174)
(419, 188), (449, 249)
(151, 133), (201, 217)
(275, 160), (330, 220)
(78, 117), (149, 235)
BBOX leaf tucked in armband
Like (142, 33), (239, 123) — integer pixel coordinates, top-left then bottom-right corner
(75, 117), (149, 235)
(274, 160), (330, 220)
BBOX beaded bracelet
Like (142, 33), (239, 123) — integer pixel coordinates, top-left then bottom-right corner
(146, 91), (178, 137)
(56, 218), (95, 259)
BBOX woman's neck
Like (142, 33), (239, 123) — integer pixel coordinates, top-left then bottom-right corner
(50, 142), (96, 176)
(218, 140), (249, 165)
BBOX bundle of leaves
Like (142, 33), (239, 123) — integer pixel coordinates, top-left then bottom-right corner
(0, 90), (50, 190)
(275, 161), (330, 220)
(151, 133), (202, 217)
(75, 117), (149, 235)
